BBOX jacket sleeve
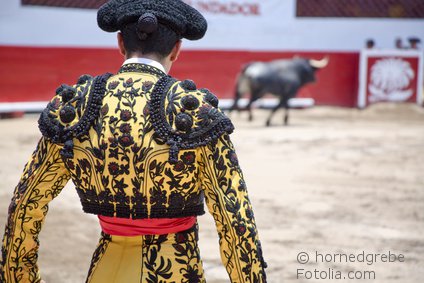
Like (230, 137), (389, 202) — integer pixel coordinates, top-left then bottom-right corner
(1, 137), (71, 283)
(199, 133), (267, 283)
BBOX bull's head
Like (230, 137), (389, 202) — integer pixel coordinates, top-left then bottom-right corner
(298, 56), (329, 84)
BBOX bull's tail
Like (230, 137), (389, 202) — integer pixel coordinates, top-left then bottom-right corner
(230, 63), (252, 112)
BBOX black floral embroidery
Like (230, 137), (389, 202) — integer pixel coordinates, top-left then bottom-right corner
(120, 109), (132, 121)
(118, 134), (134, 147)
(181, 151), (195, 165)
(85, 232), (111, 283)
(200, 134), (267, 282)
(149, 76), (234, 163)
(143, 234), (173, 282)
(119, 123), (132, 133)
(38, 72), (113, 158)
(38, 65), (208, 219)
(85, 225), (205, 282)
(3, 64), (266, 283)
(1, 138), (70, 282)
(142, 81), (154, 92)
(108, 80), (119, 90)
(173, 226), (204, 283)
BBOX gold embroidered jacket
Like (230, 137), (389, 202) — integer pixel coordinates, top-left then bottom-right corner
(1, 63), (267, 282)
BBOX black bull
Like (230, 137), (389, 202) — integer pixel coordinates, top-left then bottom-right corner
(230, 57), (329, 126)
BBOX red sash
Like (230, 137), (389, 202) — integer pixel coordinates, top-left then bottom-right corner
(98, 215), (197, 236)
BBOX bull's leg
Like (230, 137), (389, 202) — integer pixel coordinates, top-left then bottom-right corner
(266, 99), (287, 127)
(284, 105), (290, 125)
(230, 80), (244, 114)
(246, 99), (255, 122)
(229, 102), (237, 113)
(229, 94), (242, 113)
(228, 100), (238, 118)
(246, 93), (262, 122)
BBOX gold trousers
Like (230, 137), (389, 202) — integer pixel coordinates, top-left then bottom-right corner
(86, 224), (205, 283)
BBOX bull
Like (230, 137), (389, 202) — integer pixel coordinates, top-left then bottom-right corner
(230, 56), (329, 126)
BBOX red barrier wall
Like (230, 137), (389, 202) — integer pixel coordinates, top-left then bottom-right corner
(0, 46), (359, 107)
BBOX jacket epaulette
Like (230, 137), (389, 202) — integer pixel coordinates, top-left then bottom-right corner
(149, 76), (234, 163)
(38, 73), (113, 158)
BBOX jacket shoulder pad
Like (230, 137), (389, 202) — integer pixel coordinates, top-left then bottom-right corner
(38, 73), (112, 158)
(149, 76), (234, 163)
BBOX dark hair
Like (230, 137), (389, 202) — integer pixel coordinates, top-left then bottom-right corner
(121, 22), (180, 58)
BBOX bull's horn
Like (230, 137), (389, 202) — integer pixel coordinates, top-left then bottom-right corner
(309, 56), (329, 68)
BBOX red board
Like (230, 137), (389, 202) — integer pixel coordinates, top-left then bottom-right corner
(367, 57), (419, 103)
(358, 50), (423, 108)
(0, 46), (359, 107)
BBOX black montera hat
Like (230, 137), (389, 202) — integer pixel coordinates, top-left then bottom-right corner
(97, 0), (208, 40)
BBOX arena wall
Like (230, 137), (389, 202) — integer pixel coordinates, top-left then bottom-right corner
(0, 0), (422, 109)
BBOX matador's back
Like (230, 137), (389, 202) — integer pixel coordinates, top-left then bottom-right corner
(38, 62), (233, 219)
(2, 60), (267, 282)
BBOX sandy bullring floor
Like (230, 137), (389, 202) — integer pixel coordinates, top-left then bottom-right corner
(0, 104), (423, 283)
